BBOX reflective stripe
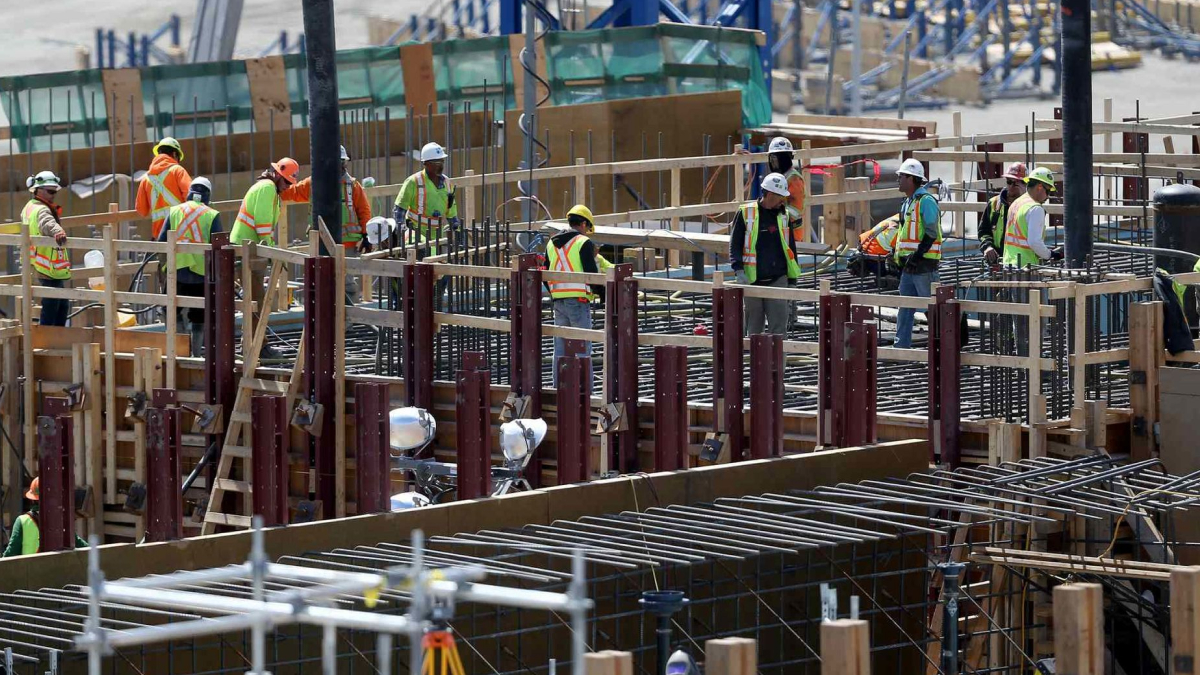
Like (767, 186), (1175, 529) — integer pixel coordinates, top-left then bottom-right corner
(145, 169), (182, 223)
(547, 235), (591, 299)
(175, 203), (207, 243)
(343, 181), (364, 236)
(894, 193), (942, 262)
(23, 200), (70, 278)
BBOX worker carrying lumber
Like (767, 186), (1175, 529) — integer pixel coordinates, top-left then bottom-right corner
(2, 478), (88, 557)
(160, 177), (221, 357)
(978, 162), (1028, 264)
(136, 137), (193, 241)
(546, 204), (605, 387)
(893, 158), (943, 348)
(231, 157), (301, 310)
(729, 172), (800, 335)
(1001, 166), (1064, 267)
(23, 171), (71, 327)
(281, 145), (373, 300)
(767, 137), (810, 243)
(394, 142), (458, 253)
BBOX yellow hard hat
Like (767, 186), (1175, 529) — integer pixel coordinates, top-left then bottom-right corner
(153, 137), (185, 162)
(567, 204), (594, 227)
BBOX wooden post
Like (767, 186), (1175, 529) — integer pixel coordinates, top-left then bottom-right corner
(1029, 393), (1048, 458)
(1053, 583), (1103, 675)
(583, 651), (633, 675)
(845, 177), (870, 239)
(575, 157), (587, 205)
(988, 422), (1022, 464)
(823, 165), (846, 249)
(0, 322), (19, 522)
(1072, 283), (1087, 409)
(278, 201), (289, 250)
(20, 204), (36, 472)
(103, 223), (118, 503)
(1171, 566), (1200, 675)
(1084, 399), (1107, 450)
(733, 144), (745, 202)
(241, 242), (255, 356)
(1129, 301), (1161, 460)
(952, 111), (964, 238)
(463, 169), (476, 226)
(165, 228), (177, 388)
(820, 620), (870, 675)
(706, 637), (758, 675)
(669, 166), (682, 268)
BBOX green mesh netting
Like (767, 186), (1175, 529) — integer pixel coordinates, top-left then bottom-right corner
(0, 70), (108, 153)
(140, 60), (254, 141)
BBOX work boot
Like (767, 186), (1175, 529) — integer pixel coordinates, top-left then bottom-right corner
(190, 326), (205, 358)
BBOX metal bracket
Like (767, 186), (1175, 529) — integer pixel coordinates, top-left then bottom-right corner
(698, 433), (730, 465)
(124, 483), (147, 513)
(63, 383), (87, 411)
(151, 388), (178, 408)
(74, 485), (93, 518)
(185, 404), (224, 435)
(43, 397), (71, 417)
(1130, 370), (1147, 385)
(125, 391), (148, 422)
(294, 500), (323, 524)
(499, 393), (531, 423)
(291, 401), (325, 437)
(592, 402), (628, 434)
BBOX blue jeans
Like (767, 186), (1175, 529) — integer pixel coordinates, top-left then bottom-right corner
(552, 298), (593, 388)
(895, 270), (934, 348)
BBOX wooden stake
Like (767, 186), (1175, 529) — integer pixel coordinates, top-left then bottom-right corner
(988, 422), (1022, 464)
(952, 110), (963, 238)
(103, 222), (118, 503)
(821, 620), (870, 675)
(1171, 566), (1200, 675)
(706, 637), (757, 675)
(1053, 583), (1103, 675)
(1128, 301), (1160, 460)
(20, 204), (35, 473)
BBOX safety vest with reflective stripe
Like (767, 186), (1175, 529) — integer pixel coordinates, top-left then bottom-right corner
(342, 178), (363, 242)
(1001, 194), (1040, 268)
(893, 192), (942, 264)
(739, 202), (800, 284)
(783, 167), (807, 243)
(860, 219), (898, 256)
(546, 234), (593, 301)
(167, 200), (218, 276)
(23, 199), (70, 280)
(231, 179), (279, 246)
(144, 164), (186, 238)
(396, 171), (454, 236)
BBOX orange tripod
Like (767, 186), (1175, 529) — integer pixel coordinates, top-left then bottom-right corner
(421, 630), (466, 675)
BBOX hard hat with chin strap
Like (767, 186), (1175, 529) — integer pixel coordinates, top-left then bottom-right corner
(897, 158), (926, 181)
(760, 172), (790, 197)
(768, 136), (794, 153)
(420, 142), (447, 162)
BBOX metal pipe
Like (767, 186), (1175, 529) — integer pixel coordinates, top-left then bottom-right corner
(302, 0), (342, 248)
(1061, 0), (1092, 266)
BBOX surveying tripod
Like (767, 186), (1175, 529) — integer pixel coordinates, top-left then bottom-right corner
(421, 627), (466, 675)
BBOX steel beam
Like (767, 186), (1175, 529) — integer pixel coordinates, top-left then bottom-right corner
(36, 398), (75, 553)
(556, 345), (591, 485)
(749, 335), (783, 460)
(301, 0), (341, 246)
(715, 287), (745, 460)
(606, 265), (639, 473)
(511, 254), (544, 486)
(653, 345), (688, 471)
(457, 352), (492, 500)
(843, 312), (878, 448)
(928, 287), (961, 466)
(354, 383), (391, 515)
(413, 264), (435, 410)
(1062, 0), (1093, 266)
(251, 394), (289, 526)
(304, 256), (337, 515)
(204, 233), (235, 481)
(819, 294), (851, 447)
(145, 392), (183, 542)
(401, 263), (417, 406)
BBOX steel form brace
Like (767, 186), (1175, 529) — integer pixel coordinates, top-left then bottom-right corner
(250, 394), (289, 526)
(354, 383), (392, 515)
(146, 393), (183, 542)
(653, 345), (689, 471)
(36, 398), (75, 553)
(457, 352), (492, 500)
(556, 345), (592, 485)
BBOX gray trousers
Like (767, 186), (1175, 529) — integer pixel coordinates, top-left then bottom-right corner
(744, 275), (790, 335)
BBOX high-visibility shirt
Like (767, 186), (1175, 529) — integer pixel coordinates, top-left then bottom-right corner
(232, 179), (280, 247)
(280, 175), (372, 245)
(10, 513), (38, 556)
(1001, 194), (1041, 268)
(136, 155), (192, 240)
(782, 167), (808, 244)
(739, 202), (800, 284)
(167, 200), (219, 276)
(860, 219), (898, 256)
(394, 171), (457, 236)
(893, 189), (942, 264)
(23, 199), (70, 280)
(546, 233), (595, 301)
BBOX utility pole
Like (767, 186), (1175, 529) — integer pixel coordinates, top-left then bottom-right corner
(302, 0), (341, 250)
(1061, 0), (1092, 267)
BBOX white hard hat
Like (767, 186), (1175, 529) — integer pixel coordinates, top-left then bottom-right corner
(27, 170), (62, 191)
(420, 142), (447, 162)
(390, 491), (431, 511)
(365, 216), (395, 245)
(389, 407), (436, 451)
(190, 176), (213, 193)
(768, 137), (794, 153)
(897, 158), (926, 180)
(761, 172), (790, 197)
(340, 145), (350, 161)
(499, 419), (547, 462)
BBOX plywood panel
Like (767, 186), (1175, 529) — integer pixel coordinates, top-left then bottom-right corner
(400, 43), (437, 113)
(245, 56), (294, 132)
(1160, 366), (1200, 564)
(102, 69), (148, 144)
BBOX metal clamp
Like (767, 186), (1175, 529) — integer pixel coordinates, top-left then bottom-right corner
(124, 391), (148, 422)
(592, 402), (628, 434)
(698, 432), (729, 464)
(499, 393), (531, 423)
(291, 401), (325, 437)
(183, 403), (224, 435)
(64, 382), (87, 410)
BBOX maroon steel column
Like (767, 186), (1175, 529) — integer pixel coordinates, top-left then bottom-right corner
(1122, 130), (1149, 204)
(712, 287), (726, 433)
(354, 382), (392, 515)
(511, 254), (544, 486)
(304, 256), (337, 516)
(556, 343), (591, 485)
(653, 345), (688, 471)
(749, 334), (784, 459)
(456, 352), (492, 500)
(928, 287), (962, 466)
(721, 288), (745, 460)
(413, 264), (435, 410)
(842, 318), (878, 448)
(204, 232), (235, 482)
(36, 397), (75, 553)
(615, 275), (639, 472)
(251, 394), (289, 526)
(145, 391), (183, 542)
(401, 263), (417, 406)
(818, 295), (851, 447)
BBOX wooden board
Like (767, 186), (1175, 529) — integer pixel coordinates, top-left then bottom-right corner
(1160, 367), (1200, 565)
(101, 69), (148, 145)
(399, 42), (437, 114)
(245, 56), (294, 132)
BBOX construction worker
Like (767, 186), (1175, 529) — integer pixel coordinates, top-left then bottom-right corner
(1001, 166), (1064, 268)
(282, 146), (372, 300)
(978, 162), (1027, 264)
(767, 136), (810, 244)
(394, 142), (458, 250)
(546, 204), (605, 387)
(893, 158), (943, 348)
(232, 157), (301, 302)
(160, 177), (221, 356)
(136, 137), (192, 241)
(23, 171), (71, 327)
(849, 216), (900, 278)
(730, 173), (800, 335)
(2, 478), (88, 557)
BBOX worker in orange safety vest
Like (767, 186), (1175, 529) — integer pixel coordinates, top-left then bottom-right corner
(136, 137), (192, 240)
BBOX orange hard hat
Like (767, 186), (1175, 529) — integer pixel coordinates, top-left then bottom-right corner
(25, 476), (38, 501)
(271, 157), (300, 185)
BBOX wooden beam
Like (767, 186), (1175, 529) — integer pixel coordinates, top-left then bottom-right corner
(1171, 566), (1200, 675)
(1053, 583), (1103, 675)
(820, 620), (870, 675)
(706, 638), (757, 675)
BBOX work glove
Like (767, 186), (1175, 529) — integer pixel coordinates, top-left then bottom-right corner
(983, 246), (999, 264)
(735, 269), (749, 285)
(448, 217), (461, 231)
(1050, 247), (1065, 261)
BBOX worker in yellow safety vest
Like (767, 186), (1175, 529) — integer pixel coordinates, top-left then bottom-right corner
(394, 142), (458, 252)
(136, 137), (193, 241)
(978, 162), (1027, 264)
(281, 146), (373, 300)
(23, 171), (71, 327)
(892, 158), (943, 348)
(546, 204), (606, 387)
(2, 478), (88, 557)
(729, 173), (800, 336)
(767, 136), (810, 244)
(161, 177), (221, 356)
(1001, 166), (1064, 268)
(231, 156), (301, 308)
